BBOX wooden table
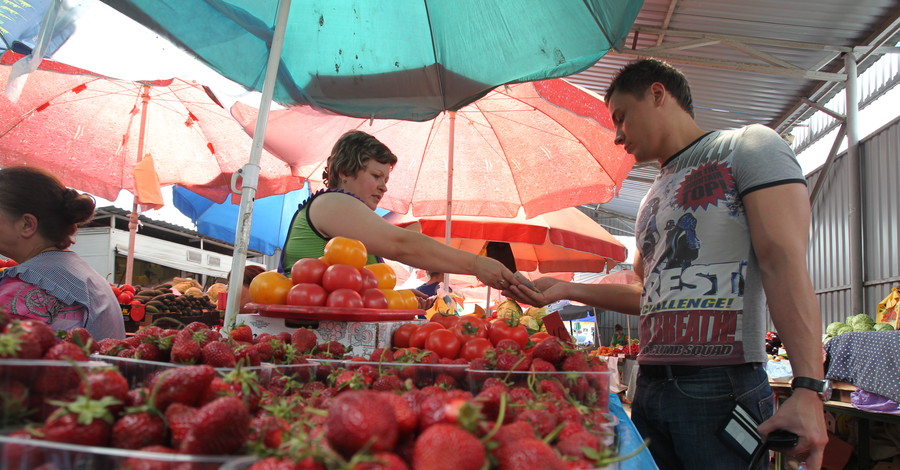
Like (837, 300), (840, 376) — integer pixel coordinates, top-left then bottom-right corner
(770, 380), (900, 470)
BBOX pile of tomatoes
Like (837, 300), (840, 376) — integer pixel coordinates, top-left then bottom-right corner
(392, 312), (552, 361)
(110, 283), (137, 305)
(249, 237), (419, 310)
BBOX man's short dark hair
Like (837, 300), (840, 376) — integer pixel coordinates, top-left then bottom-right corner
(605, 58), (694, 118)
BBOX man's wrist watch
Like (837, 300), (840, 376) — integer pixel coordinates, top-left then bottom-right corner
(790, 377), (832, 401)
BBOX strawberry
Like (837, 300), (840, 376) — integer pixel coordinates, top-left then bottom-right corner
(2, 429), (45, 468)
(412, 423), (486, 470)
(353, 451), (410, 470)
(42, 394), (119, 447)
(290, 328), (318, 353)
(66, 327), (98, 353)
(32, 342), (90, 394)
(532, 337), (566, 366)
(135, 342), (163, 361)
(17, 319), (57, 354)
(170, 338), (202, 364)
(372, 374), (403, 392)
(380, 391), (418, 437)
(234, 343), (262, 367)
(111, 410), (167, 449)
(121, 445), (180, 470)
(316, 341), (346, 357)
(43, 339), (89, 361)
(561, 351), (590, 372)
(0, 330), (41, 359)
(201, 341), (236, 367)
(0, 379), (30, 425)
(79, 368), (129, 415)
(529, 357), (557, 372)
(516, 408), (558, 438)
(556, 431), (602, 459)
(325, 390), (398, 458)
(490, 421), (536, 449)
(150, 365), (216, 410)
(494, 438), (566, 470)
(96, 338), (128, 356)
(230, 323), (254, 343)
(249, 414), (290, 449)
(199, 376), (231, 404)
(180, 396), (251, 454)
(164, 403), (198, 448)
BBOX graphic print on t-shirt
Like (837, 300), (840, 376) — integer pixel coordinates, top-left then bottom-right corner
(636, 137), (750, 365)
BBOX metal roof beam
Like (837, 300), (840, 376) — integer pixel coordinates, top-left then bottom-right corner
(633, 26), (853, 53)
(617, 48), (847, 81)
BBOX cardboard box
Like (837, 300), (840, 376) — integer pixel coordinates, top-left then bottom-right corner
(236, 314), (425, 357)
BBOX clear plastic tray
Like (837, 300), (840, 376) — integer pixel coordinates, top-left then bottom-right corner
(0, 435), (239, 469)
(466, 368), (612, 410)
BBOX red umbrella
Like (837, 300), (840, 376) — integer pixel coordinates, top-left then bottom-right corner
(0, 51), (298, 204)
(231, 78), (633, 219)
(385, 207), (627, 273)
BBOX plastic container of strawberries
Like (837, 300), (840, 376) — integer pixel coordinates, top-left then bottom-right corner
(0, 359), (111, 428)
(343, 360), (470, 389)
(466, 368), (612, 411)
(0, 435), (240, 469)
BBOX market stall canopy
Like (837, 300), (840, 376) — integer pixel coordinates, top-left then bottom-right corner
(98, 0), (643, 121)
(0, 51), (298, 203)
(232, 78), (633, 219)
(173, 185), (309, 256)
(386, 207), (627, 273)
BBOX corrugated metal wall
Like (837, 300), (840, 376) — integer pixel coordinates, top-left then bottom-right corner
(806, 116), (900, 326)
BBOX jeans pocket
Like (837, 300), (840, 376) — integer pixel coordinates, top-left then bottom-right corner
(672, 371), (735, 400)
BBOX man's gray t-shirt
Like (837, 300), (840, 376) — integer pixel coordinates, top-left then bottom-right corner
(634, 124), (807, 366)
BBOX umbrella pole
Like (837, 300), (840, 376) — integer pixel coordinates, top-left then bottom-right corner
(442, 111), (457, 291)
(223, 0), (292, 331)
(124, 84), (152, 286)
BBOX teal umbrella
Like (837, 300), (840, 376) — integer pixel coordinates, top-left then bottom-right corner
(98, 0), (642, 121)
(98, 0), (642, 329)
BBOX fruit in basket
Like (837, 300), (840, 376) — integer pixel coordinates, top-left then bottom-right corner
(249, 271), (293, 305)
(180, 396), (251, 455)
(43, 394), (119, 447)
(325, 391), (398, 457)
(413, 423), (486, 469)
(323, 236), (368, 268)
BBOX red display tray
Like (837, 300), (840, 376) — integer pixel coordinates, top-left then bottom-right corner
(248, 303), (423, 322)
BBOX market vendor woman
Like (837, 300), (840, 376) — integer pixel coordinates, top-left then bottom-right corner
(280, 130), (518, 292)
(0, 166), (125, 340)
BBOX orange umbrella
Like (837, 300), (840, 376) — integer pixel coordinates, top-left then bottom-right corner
(385, 207), (626, 273)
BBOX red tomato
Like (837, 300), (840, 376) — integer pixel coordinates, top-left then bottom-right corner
(286, 283), (328, 307)
(430, 312), (459, 329)
(424, 328), (462, 359)
(452, 315), (489, 343)
(392, 323), (419, 348)
(361, 288), (388, 309)
(488, 320), (529, 348)
(529, 332), (551, 343)
(249, 271), (293, 305)
(321, 264), (363, 292)
(119, 284), (135, 294)
(358, 268), (379, 291)
(409, 322), (444, 349)
(110, 285), (121, 297)
(326, 288), (363, 308)
(117, 291), (134, 304)
(323, 236), (368, 268)
(291, 258), (328, 285)
(461, 337), (494, 362)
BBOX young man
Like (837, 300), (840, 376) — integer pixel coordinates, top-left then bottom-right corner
(505, 59), (827, 470)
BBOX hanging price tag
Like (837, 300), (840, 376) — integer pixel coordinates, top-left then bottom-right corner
(542, 311), (573, 343)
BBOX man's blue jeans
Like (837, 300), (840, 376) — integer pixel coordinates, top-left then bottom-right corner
(631, 363), (774, 470)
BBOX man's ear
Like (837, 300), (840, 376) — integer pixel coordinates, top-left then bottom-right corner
(18, 214), (39, 238)
(649, 82), (667, 107)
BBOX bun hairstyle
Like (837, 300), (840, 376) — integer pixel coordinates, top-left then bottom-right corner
(322, 130), (397, 188)
(0, 166), (96, 249)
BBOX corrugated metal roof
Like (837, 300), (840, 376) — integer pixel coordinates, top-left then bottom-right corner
(572, 0), (900, 233)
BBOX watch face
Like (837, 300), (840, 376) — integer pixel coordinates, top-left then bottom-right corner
(822, 379), (833, 401)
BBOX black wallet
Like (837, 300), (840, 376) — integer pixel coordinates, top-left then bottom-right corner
(716, 402), (799, 470)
